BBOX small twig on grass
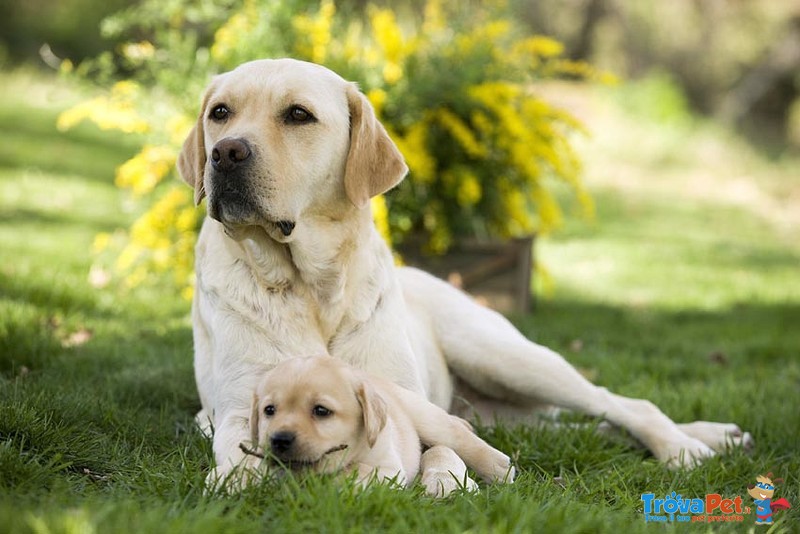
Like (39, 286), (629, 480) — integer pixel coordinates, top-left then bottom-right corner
(239, 442), (265, 459)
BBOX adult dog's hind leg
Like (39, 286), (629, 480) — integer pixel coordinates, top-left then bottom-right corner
(405, 269), (749, 467)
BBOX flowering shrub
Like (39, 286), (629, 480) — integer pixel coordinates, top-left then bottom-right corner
(60, 0), (602, 295)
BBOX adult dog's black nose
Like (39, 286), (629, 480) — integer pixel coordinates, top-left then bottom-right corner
(270, 431), (296, 454)
(211, 138), (251, 172)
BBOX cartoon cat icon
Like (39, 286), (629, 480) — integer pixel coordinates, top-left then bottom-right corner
(747, 473), (792, 525)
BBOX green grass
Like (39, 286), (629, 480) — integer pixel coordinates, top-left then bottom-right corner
(1, 68), (798, 533)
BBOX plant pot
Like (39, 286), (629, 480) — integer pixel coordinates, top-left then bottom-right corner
(396, 235), (535, 314)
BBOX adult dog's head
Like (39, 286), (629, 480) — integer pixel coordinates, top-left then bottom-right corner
(177, 59), (408, 242)
(249, 356), (388, 473)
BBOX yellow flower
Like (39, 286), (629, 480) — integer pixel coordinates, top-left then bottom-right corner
(342, 23), (365, 64)
(116, 242), (142, 272)
(531, 185), (563, 233)
(513, 36), (564, 59)
(369, 7), (412, 84)
(121, 41), (155, 62)
(366, 89), (388, 116)
(471, 111), (493, 137)
(382, 63), (403, 85)
(166, 114), (194, 146)
(454, 19), (511, 60)
(468, 82), (522, 112)
(176, 207), (199, 233)
(181, 285), (194, 301)
(123, 265), (148, 289)
(422, 202), (452, 254)
(392, 120), (436, 184)
(371, 195), (391, 246)
(293, 0), (336, 64)
(211, 1), (257, 64)
(435, 108), (487, 158)
(57, 81), (149, 134)
(422, 0), (445, 34)
(371, 8), (404, 61)
(91, 232), (112, 255)
(456, 170), (482, 207)
(115, 145), (177, 197)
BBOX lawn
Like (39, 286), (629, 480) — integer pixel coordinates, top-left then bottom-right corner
(1, 68), (798, 533)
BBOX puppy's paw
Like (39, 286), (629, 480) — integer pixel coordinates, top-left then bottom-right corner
(204, 456), (262, 493)
(677, 421), (754, 453)
(421, 469), (478, 498)
(657, 436), (716, 469)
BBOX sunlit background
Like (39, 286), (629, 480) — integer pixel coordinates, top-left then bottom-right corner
(1, 1), (799, 531)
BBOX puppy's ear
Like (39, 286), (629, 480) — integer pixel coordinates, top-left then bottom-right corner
(355, 380), (388, 448)
(344, 84), (408, 209)
(178, 83), (216, 206)
(249, 392), (261, 451)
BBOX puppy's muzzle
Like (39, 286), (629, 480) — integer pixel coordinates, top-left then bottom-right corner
(211, 137), (251, 172)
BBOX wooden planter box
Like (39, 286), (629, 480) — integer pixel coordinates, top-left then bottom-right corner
(396, 235), (535, 314)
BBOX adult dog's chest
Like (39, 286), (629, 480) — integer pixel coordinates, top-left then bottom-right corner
(209, 262), (384, 359)
(197, 221), (401, 370)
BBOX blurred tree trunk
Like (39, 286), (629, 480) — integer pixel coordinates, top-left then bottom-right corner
(719, 16), (800, 138)
(569, 0), (606, 60)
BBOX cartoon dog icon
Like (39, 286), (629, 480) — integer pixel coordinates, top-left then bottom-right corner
(747, 473), (792, 525)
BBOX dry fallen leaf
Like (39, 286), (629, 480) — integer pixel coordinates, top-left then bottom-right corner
(88, 265), (111, 289)
(708, 350), (729, 366)
(570, 339), (584, 352)
(61, 328), (93, 348)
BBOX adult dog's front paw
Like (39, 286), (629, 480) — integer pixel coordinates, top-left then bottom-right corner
(657, 436), (716, 469)
(677, 421), (754, 453)
(472, 449), (515, 484)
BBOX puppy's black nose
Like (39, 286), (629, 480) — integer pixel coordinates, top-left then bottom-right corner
(270, 431), (296, 453)
(211, 138), (251, 172)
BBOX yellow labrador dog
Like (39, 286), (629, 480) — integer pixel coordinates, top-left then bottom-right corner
(177, 58), (752, 492)
(248, 355), (514, 496)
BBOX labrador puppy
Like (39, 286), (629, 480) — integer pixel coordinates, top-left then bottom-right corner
(177, 58), (752, 492)
(247, 356), (514, 496)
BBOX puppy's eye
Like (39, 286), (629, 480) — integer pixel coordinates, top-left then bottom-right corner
(286, 105), (315, 124)
(264, 405), (276, 417)
(312, 405), (332, 417)
(210, 104), (230, 122)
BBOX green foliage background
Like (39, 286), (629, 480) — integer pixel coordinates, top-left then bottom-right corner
(55, 0), (602, 295)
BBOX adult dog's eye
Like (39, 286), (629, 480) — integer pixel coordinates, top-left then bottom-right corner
(312, 405), (332, 417)
(264, 405), (276, 416)
(210, 104), (230, 122)
(286, 105), (315, 124)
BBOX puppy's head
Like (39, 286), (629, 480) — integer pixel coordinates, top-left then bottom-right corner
(249, 356), (387, 473)
(178, 58), (408, 242)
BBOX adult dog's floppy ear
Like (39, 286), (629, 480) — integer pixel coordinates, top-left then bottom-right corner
(178, 85), (216, 205)
(344, 84), (408, 209)
(177, 120), (206, 205)
(355, 380), (388, 448)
